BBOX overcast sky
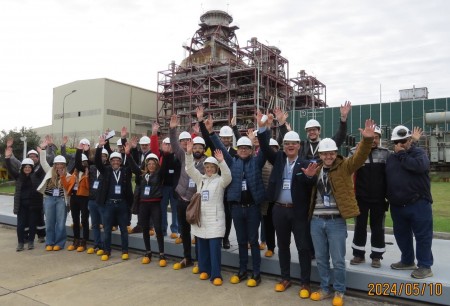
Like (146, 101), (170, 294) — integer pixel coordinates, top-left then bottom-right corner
(1, 0), (449, 131)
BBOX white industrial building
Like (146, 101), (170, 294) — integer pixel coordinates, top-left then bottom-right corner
(35, 78), (157, 146)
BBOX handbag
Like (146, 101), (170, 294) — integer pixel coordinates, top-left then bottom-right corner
(186, 182), (203, 227)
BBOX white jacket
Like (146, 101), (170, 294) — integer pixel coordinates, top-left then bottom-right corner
(185, 153), (232, 239)
(37, 150), (71, 204)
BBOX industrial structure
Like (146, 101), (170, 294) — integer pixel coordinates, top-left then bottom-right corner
(157, 10), (326, 135)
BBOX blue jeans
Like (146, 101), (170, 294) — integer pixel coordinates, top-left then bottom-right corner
(198, 237), (222, 280)
(88, 199), (103, 249)
(161, 185), (178, 235)
(390, 199), (433, 268)
(100, 199), (129, 253)
(231, 203), (261, 275)
(43, 196), (67, 248)
(311, 216), (347, 293)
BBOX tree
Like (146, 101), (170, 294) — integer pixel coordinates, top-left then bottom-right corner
(0, 127), (41, 164)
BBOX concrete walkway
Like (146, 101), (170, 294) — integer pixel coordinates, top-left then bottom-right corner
(1, 194), (448, 305)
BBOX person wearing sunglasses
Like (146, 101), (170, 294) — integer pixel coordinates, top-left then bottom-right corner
(386, 125), (433, 279)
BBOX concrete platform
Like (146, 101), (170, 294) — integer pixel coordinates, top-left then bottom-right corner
(1, 195), (448, 305)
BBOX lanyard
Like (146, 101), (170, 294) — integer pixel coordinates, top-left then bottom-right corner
(310, 142), (319, 158)
(113, 170), (121, 184)
(96, 170), (100, 179)
(145, 173), (150, 184)
(320, 167), (329, 195)
(284, 157), (296, 178)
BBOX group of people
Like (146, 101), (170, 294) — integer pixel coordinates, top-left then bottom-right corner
(5, 101), (434, 306)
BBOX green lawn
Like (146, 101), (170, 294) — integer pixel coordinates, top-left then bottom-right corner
(1, 181), (449, 232)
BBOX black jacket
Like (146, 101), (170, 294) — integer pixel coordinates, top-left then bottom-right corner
(138, 169), (163, 200)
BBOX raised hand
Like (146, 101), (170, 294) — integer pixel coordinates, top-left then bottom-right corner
(4, 146), (12, 158)
(340, 101), (352, 121)
(62, 136), (68, 146)
(412, 126), (423, 142)
(358, 119), (376, 139)
(285, 122), (292, 132)
(152, 121), (160, 135)
(169, 114), (178, 129)
(301, 162), (319, 177)
(192, 122), (200, 134)
(186, 139), (193, 154)
(274, 107), (288, 125)
(230, 116), (236, 127)
(124, 142), (131, 155)
(247, 128), (255, 142)
(214, 149), (224, 163)
(98, 135), (106, 147)
(196, 106), (205, 122)
(130, 136), (138, 148)
(46, 135), (54, 146)
(6, 137), (13, 148)
(41, 138), (49, 149)
(266, 113), (274, 128)
(77, 141), (83, 150)
(255, 110), (265, 128)
(121, 126), (128, 138)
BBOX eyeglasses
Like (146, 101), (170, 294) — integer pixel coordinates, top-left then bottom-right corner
(238, 146), (252, 151)
(306, 128), (319, 133)
(396, 128), (411, 138)
(319, 152), (337, 157)
(394, 138), (409, 144)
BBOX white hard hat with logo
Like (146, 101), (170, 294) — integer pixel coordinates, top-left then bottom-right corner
(109, 152), (122, 160)
(21, 158), (34, 166)
(204, 156), (219, 166)
(283, 131), (301, 142)
(219, 126), (233, 137)
(178, 131), (192, 141)
(53, 155), (67, 164)
(318, 138), (338, 152)
(374, 126), (382, 135)
(305, 119), (321, 130)
(193, 137), (206, 146)
(237, 137), (252, 147)
(391, 125), (411, 141)
(139, 136), (151, 145)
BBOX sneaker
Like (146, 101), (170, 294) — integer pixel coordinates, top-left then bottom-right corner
(332, 291), (344, 306)
(16, 243), (24, 252)
(371, 258), (381, 268)
(390, 261), (417, 270)
(247, 274), (261, 287)
(350, 256), (365, 265)
(411, 267), (433, 279)
(28, 241), (34, 250)
(310, 289), (331, 301)
(230, 271), (248, 284)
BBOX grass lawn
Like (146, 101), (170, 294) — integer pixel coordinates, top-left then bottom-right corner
(347, 182), (450, 233)
(0, 185), (15, 194)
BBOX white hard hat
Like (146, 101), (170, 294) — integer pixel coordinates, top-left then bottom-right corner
(145, 153), (159, 162)
(109, 152), (122, 160)
(179, 131), (192, 141)
(117, 139), (123, 146)
(80, 138), (91, 146)
(269, 139), (279, 147)
(219, 126), (233, 137)
(162, 137), (170, 144)
(374, 125), (382, 136)
(27, 149), (39, 157)
(139, 136), (151, 145)
(283, 131), (301, 142)
(237, 137), (252, 147)
(391, 125), (411, 141)
(203, 156), (219, 166)
(193, 136), (206, 146)
(81, 154), (88, 162)
(305, 119), (321, 130)
(53, 155), (67, 164)
(101, 149), (109, 156)
(21, 158), (34, 166)
(318, 138), (338, 152)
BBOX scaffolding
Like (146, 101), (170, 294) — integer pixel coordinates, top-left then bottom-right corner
(157, 10), (326, 135)
(290, 70), (327, 110)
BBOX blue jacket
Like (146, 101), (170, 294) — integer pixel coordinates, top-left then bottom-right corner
(210, 132), (267, 205)
(386, 144), (432, 206)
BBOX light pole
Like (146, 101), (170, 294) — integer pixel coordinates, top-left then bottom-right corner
(20, 136), (27, 160)
(62, 89), (77, 139)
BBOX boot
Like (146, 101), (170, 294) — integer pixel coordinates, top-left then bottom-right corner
(77, 239), (86, 252)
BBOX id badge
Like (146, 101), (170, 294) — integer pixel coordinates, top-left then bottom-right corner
(52, 189), (60, 197)
(73, 183), (78, 191)
(188, 178), (196, 188)
(323, 195), (330, 207)
(115, 185), (121, 194)
(144, 186), (151, 195)
(93, 181), (99, 189)
(169, 169), (174, 174)
(310, 159), (317, 163)
(282, 179), (291, 190)
(202, 190), (209, 201)
(241, 179), (247, 191)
